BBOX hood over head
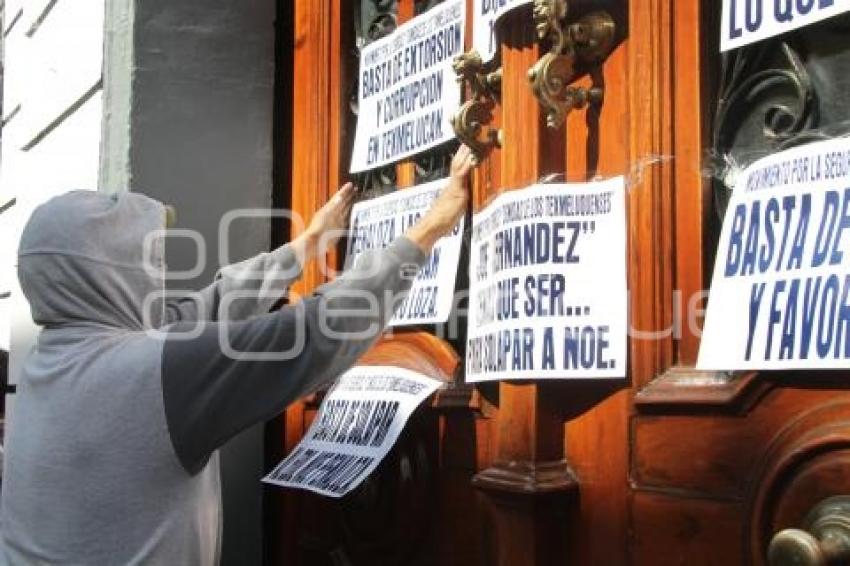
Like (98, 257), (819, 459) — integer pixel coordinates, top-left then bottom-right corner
(17, 190), (167, 330)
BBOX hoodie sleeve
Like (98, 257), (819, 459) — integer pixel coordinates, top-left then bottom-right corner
(160, 236), (427, 475)
(162, 244), (303, 324)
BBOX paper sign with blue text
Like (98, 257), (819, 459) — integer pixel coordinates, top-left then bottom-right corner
(473, 0), (533, 62)
(350, 0), (465, 173)
(263, 366), (441, 498)
(721, 0), (850, 52)
(346, 178), (464, 326)
(699, 137), (850, 370)
(466, 178), (628, 382)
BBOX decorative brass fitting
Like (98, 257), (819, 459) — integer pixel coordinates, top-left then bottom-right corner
(768, 496), (850, 566)
(528, 0), (615, 129)
(450, 50), (503, 163)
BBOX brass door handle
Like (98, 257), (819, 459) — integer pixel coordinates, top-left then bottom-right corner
(450, 50), (502, 163)
(768, 496), (850, 566)
(528, 0), (614, 129)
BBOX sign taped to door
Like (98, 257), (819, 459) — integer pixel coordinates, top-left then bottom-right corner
(699, 137), (850, 370)
(350, 0), (465, 173)
(721, 0), (850, 52)
(346, 178), (464, 326)
(473, 0), (533, 62)
(263, 366), (441, 498)
(466, 178), (628, 382)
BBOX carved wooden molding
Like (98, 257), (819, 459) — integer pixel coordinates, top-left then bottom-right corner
(745, 401), (850, 565)
(635, 368), (768, 414)
(432, 383), (483, 412)
(355, 332), (489, 413)
(356, 331), (460, 382)
(472, 459), (578, 497)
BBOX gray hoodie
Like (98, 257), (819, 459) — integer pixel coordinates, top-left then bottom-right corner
(1, 190), (426, 565)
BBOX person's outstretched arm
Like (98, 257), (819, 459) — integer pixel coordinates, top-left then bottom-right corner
(160, 145), (477, 474)
(163, 183), (357, 324)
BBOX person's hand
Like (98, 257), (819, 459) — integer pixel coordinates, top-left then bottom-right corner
(428, 147), (474, 235)
(450, 143), (477, 180)
(305, 182), (356, 245)
(290, 183), (355, 266)
(406, 144), (477, 253)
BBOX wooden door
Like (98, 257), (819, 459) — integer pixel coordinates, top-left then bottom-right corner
(268, 1), (850, 565)
(627, 9), (850, 566)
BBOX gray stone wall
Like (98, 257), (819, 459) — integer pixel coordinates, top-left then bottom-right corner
(101, 2), (278, 564)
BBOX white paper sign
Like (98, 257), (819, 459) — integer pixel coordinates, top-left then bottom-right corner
(466, 178), (628, 382)
(473, 0), (533, 62)
(263, 366), (441, 498)
(699, 138), (850, 370)
(346, 179), (464, 326)
(721, 0), (850, 52)
(350, 0), (465, 173)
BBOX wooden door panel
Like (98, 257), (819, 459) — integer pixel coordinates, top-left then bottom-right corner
(630, 9), (850, 566)
(560, 4), (631, 563)
(634, 388), (850, 498)
(274, 333), (467, 566)
(632, 493), (743, 566)
(746, 396), (850, 564)
(272, 2), (494, 565)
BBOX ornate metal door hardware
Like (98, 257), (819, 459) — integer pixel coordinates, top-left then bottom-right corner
(768, 496), (850, 566)
(528, 1), (615, 128)
(451, 50), (503, 163)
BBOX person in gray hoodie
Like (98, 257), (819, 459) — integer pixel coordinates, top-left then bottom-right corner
(0, 145), (477, 565)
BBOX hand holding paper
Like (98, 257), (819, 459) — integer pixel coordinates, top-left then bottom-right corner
(345, 176), (467, 326)
(290, 182), (357, 265)
(406, 144), (476, 253)
(306, 182), (356, 244)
